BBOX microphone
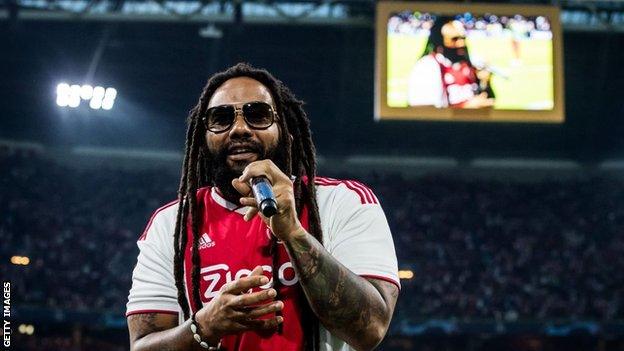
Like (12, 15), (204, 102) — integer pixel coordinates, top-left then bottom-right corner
(251, 176), (278, 217)
(471, 57), (510, 80)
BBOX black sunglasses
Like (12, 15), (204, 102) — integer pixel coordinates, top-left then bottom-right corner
(202, 101), (278, 133)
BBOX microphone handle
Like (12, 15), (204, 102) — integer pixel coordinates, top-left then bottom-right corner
(251, 177), (278, 217)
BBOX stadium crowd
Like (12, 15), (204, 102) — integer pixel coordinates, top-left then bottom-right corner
(388, 11), (551, 39)
(2, 148), (623, 324)
(381, 175), (624, 323)
(1, 147), (177, 313)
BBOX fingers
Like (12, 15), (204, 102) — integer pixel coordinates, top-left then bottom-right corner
(243, 315), (284, 331)
(237, 196), (263, 222)
(218, 315), (283, 335)
(221, 270), (269, 295)
(249, 265), (263, 277)
(231, 178), (252, 197)
(238, 197), (264, 222)
(229, 288), (277, 308)
(201, 265), (285, 338)
(239, 196), (256, 207)
(238, 160), (289, 186)
(243, 301), (284, 319)
(244, 207), (259, 222)
(225, 315), (283, 334)
(238, 161), (273, 185)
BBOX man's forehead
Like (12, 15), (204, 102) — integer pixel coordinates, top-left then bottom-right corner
(442, 21), (465, 36)
(208, 77), (275, 108)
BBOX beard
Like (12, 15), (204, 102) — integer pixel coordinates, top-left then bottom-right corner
(442, 46), (470, 64)
(208, 138), (290, 205)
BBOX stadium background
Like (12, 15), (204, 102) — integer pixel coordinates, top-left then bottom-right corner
(2, 0), (624, 350)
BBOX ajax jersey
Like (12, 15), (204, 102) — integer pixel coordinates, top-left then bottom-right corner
(126, 177), (399, 351)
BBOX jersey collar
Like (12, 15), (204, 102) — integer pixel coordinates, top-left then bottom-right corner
(211, 187), (248, 215)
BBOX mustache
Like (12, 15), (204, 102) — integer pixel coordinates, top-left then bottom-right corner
(212, 140), (266, 164)
(226, 141), (263, 154)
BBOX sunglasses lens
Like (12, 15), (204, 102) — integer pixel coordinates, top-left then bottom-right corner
(243, 102), (274, 129)
(207, 105), (235, 132)
(204, 102), (275, 133)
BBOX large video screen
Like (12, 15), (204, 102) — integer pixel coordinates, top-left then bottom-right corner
(375, 2), (564, 122)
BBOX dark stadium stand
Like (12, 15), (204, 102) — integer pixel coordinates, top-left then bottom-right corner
(2, 146), (624, 350)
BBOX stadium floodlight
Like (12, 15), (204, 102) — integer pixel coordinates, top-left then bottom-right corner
(90, 86), (105, 110)
(93, 86), (105, 99)
(10, 255), (30, 265)
(56, 83), (70, 107)
(101, 87), (117, 110)
(56, 83), (117, 110)
(105, 87), (117, 100)
(80, 84), (94, 100)
(398, 269), (414, 279)
(90, 98), (102, 109)
(18, 324), (35, 335)
(101, 100), (113, 110)
(68, 85), (81, 108)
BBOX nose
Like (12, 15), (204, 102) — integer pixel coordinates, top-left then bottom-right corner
(228, 110), (252, 139)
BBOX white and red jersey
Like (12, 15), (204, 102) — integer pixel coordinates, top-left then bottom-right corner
(434, 53), (479, 107)
(408, 53), (479, 108)
(126, 176), (400, 351)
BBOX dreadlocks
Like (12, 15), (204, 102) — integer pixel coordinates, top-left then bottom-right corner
(172, 63), (322, 351)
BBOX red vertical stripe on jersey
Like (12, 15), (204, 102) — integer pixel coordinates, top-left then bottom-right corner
(315, 178), (367, 203)
(351, 179), (379, 204)
(345, 180), (373, 204)
(314, 177), (378, 205)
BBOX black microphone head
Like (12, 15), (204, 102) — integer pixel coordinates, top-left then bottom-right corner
(260, 199), (278, 218)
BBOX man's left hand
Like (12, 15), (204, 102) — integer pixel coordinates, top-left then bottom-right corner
(231, 159), (305, 242)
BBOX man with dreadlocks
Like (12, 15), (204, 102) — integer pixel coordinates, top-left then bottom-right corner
(126, 63), (400, 351)
(408, 17), (495, 108)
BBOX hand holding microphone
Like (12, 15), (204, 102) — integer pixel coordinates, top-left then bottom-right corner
(232, 160), (305, 243)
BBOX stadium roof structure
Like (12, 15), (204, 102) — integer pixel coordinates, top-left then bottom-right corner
(2, 0), (624, 31)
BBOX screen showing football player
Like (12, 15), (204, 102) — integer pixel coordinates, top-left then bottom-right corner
(408, 17), (495, 108)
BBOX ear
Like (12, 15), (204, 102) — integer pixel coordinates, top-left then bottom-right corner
(289, 133), (294, 143)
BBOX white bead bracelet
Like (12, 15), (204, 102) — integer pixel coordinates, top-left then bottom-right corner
(190, 312), (222, 350)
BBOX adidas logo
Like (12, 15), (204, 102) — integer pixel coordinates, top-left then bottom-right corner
(199, 233), (216, 250)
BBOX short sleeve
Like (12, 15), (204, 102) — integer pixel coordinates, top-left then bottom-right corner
(324, 182), (400, 289)
(126, 202), (181, 317)
(407, 55), (446, 108)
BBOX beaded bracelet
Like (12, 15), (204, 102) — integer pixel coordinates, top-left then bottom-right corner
(190, 312), (222, 350)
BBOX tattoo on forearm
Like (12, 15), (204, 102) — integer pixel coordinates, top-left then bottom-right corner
(128, 313), (186, 351)
(130, 313), (168, 339)
(286, 234), (397, 348)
